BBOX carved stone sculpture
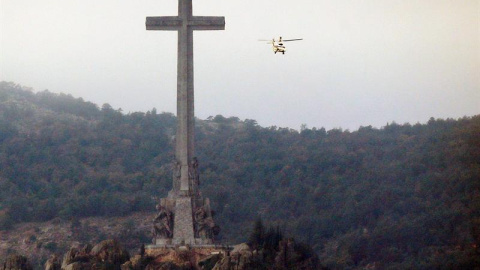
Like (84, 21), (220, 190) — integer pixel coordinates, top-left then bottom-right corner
(188, 157), (200, 193)
(153, 204), (173, 239)
(194, 206), (218, 239)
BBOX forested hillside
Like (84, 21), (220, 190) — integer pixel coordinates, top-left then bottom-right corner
(1, 82), (479, 269)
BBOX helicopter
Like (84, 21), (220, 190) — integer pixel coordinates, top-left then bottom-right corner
(259, 36), (303, 54)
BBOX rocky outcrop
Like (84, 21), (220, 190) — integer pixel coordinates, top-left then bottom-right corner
(144, 262), (193, 270)
(0, 255), (32, 270)
(91, 239), (130, 265)
(61, 247), (88, 269)
(120, 255), (154, 270)
(56, 240), (321, 270)
(198, 254), (222, 269)
(212, 241), (322, 270)
(212, 244), (253, 270)
(60, 240), (130, 269)
(44, 255), (61, 270)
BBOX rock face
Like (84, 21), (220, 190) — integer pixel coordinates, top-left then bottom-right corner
(142, 246), (225, 270)
(0, 255), (33, 270)
(121, 254), (155, 270)
(56, 240), (321, 270)
(60, 239), (130, 269)
(212, 241), (322, 270)
(44, 255), (61, 270)
(198, 254), (222, 270)
(212, 244), (253, 270)
(91, 239), (130, 265)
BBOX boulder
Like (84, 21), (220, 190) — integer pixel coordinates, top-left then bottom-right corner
(60, 239), (130, 270)
(231, 243), (250, 254)
(121, 261), (134, 270)
(90, 239), (130, 264)
(61, 247), (90, 269)
(61, 248), (77, 269)
(198, 254), (222, 270)
(44, 255), (61, 270)
(0, 255), (32, 270)
(121, 255), (145, 270)
(63, 262), (89, 270)
(212, 251), (253, 270)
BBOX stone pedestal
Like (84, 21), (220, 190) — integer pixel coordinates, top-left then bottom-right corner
(173, 197), (195, 245)
(153, 194), (217, 246)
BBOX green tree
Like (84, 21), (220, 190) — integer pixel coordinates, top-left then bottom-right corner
(248, 218), (265, 250)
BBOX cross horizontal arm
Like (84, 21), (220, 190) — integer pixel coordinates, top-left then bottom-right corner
(146, 16), (182, 30)
(146, 16), (225, 31)
(189, 16), (225, 30)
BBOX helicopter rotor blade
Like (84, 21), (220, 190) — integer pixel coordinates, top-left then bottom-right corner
(282, 38), (303, 42)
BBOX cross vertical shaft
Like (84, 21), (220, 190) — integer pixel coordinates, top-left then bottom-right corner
(146, 0), (225, 245)
(147, 0), (224, 195)
(177, 0), (194, 192)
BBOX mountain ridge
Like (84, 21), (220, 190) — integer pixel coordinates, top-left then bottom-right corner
(1, 82), (479, 269)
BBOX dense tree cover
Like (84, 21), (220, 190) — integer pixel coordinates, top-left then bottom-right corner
(1, 82), (479, 268)
(244, 218), (321, 269)
(0, 82), (173, 224)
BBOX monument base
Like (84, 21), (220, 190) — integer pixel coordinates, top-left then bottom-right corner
(154, 237), (213, 246)
(173, 196), (195, 243)
(154, 191), (218, 245)
(144, 244), (231, 269)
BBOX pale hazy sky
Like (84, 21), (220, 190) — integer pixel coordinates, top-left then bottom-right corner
(1, 0), (479, 130)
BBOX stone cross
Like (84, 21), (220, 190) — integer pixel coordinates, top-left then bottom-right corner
(146, 0), (224, 245)
(146, 0), (225, 195)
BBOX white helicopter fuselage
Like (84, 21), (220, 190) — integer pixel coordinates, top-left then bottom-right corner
(273, 43), (286, 54)
(260, 37), (302, 55)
